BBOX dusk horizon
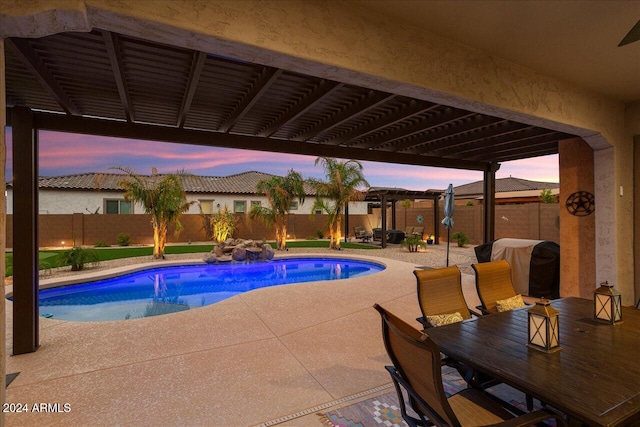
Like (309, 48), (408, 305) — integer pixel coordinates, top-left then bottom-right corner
(5, 128), (560, 191)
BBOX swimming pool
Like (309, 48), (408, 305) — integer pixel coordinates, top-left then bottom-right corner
(33, 258), (385, 322)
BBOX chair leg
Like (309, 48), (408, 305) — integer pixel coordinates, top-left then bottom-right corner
(526, 394), (533, 411)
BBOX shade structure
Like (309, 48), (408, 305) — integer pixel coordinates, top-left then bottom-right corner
(442, 183), (455, 266)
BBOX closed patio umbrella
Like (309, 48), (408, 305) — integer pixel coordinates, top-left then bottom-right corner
(442, 183), (455, 266)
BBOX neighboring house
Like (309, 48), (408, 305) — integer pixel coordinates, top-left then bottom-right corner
(6, 171), (369, 215)
(453, 177), (559, 204)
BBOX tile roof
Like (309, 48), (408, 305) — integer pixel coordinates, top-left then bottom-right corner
(14, 171), (311, 195)
(454, 177), (559, 197)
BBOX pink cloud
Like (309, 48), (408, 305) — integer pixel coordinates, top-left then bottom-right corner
(498, 155), (559, 182)
(5, 129), (559, 190)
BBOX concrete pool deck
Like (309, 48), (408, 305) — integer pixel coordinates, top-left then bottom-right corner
(4, 245), (481, 426)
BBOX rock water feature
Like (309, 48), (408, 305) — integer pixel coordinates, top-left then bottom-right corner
(203, 239), (275, 263)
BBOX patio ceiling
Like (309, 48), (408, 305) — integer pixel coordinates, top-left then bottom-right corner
(5, 29), (575, 172)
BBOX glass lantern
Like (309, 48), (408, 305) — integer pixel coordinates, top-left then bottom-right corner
(527, 299), (561, 353)
(594, 281), (623, 325)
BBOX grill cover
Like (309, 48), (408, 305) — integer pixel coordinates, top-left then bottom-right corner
(474, 238), (560, 299)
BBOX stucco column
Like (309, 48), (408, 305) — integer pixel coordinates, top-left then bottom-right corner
(559, 138), (596, 299)
(0, 38), (7, 427)
(593, 147), (617, 288)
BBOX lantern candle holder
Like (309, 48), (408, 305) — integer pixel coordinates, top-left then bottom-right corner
(594, 281), (623, 325)
(527, 299), (561, 353)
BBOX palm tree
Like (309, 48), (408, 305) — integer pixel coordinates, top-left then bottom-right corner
(310, 157), (369, 250)
(250, 170), (306, 251)
(114, 167), (193, 259)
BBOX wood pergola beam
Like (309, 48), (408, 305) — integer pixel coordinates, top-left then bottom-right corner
(102, 30), (134, 122)
(177, 51), (208, 128)
(29, 110), (492, 171)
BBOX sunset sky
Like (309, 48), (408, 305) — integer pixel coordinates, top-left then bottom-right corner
(5, 128), (560, 190)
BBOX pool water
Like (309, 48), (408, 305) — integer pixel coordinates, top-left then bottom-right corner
(34, 258), (385, 322)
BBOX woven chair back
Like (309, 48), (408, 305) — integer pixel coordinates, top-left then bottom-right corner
(414, 266), (471, 321)
(472, 260), (517, 314)
(375, 304), (459, 426)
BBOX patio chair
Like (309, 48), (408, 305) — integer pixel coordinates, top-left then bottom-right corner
(415, 266), (524, 394)
(411, 226), (424, 238)
(373, 304), (567, 427)
(472, 260), (524, 315)
(353, 226), (372, 243)
(414, 266), (479, 330)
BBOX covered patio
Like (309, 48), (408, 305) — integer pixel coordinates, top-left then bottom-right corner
(2, 12), (580, 356)
(1, 1), (637, 425)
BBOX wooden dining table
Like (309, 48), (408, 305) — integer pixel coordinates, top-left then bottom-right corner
(426, 297), (640, 426)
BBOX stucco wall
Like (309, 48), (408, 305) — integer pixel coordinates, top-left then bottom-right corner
(5, 189), (369, 215)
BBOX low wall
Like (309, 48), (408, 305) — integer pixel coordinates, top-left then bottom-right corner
(6, 203), (559, 248)
(6, 213), (372, 247)
(391, 203), (559, 245)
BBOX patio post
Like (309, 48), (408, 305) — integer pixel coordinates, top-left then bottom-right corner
(381, 194), (388, 248)
(482, 162), (500, 244)
(433, 194), (440, 244)
(11, 106), (40, 355)
(344, 202), (349, 243)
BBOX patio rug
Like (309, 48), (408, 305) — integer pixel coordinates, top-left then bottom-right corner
(319, 366), (552, 427)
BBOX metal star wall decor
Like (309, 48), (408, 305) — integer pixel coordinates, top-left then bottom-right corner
(566, 191), (595, 216)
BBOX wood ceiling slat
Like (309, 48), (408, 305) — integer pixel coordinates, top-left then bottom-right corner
(257, 80), (344, 137)
(410, 120), (529, 155)
(426, 122), (553, 156)
(474, 142), (558, 162)
(353, 108), (477, 150)
(218, 67), (283, 133)
(6, 38), (81, 115)
(322, 98), (437, 146)
(296, 90), (396, 142)
(466, 135), (562, 159)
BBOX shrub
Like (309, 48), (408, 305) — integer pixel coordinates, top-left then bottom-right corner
(540, 188), (557, 203)
(451, 232), (469, 247)
(401, 234), (426, 253)
(210, 206), (236, 242)
(56, 246), (100, 271)
(466, 201), (474, 206)
(117, 233), (131, 246)
(94, 240), (109, 247)
(316, 229), (324, 239)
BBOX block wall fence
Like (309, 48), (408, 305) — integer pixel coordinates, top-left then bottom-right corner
(6, 203), (559, 248)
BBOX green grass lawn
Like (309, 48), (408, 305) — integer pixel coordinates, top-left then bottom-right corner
(5, 240), (378, 276)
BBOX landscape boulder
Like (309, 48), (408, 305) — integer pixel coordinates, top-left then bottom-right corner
(204, 239), (273, 264)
